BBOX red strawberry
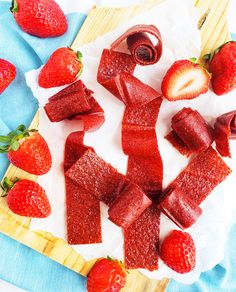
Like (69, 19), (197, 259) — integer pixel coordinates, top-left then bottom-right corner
(0, 125), (52, 175)
(11, 0), (67, 38)
(0, 59), (16, 94)
(87, 257), (126, 292)
(1, 178), (51, 218)
(161, 59), (210, 101)
(206, 41), (236, 95)
(160, 230), (196, 274)
(38, 48), (83, 88)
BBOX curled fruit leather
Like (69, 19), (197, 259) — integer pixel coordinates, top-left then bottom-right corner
(97, 24), (163, 270)
(111, 24), (162, 66)
(65, 148), (152, 229)
(214, 110), (236, 157)
(44, 80), (105, 132)
(166, 107), (214, 156)
(64, 131), (102, 244)
(158, 147), (231, 229)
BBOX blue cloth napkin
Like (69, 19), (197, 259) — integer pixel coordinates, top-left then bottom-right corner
(0, 1), (235, 291)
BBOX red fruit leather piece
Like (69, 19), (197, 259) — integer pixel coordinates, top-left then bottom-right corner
(111, 24), (162, 66)
(122, 97), (163, 195)
(65, 149), (128, 206)
(159, 147), (231, 229)
(166, 108), (214, 156)
(97, 49), (136, 102)
(159, 187), (202, 229)
(45, 91), (91, 122)
(127, 155), (163, 197)
(66, 149), (152, 228)
(124, 202), (160, 270)
(64, 132), (102, 244)
(49, 80), (93, 102)
(72, 97), (105, 132)
(214, 110), (236, 157)
(45, 80), (104, 131)
(108, 183), (152, 228)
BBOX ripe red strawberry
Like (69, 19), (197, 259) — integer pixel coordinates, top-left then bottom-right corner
(0, 125), (52, 175)
(207, 41), (236, 95)
(0, 59), (16, 94)
(87, 257), (126, 292)
(160, 230), (196, 274)
(11, 0), (67, 38)
(161, 59), (210, 101)
(1, 178), (51, 218)
(38, 48), (83, 88)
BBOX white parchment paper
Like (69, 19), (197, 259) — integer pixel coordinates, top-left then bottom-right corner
(26, 0), (236, 284)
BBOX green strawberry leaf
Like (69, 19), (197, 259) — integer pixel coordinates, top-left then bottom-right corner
(0, 145), (9, 153)
(10, 0), (18, 13)
(190, 57), (197, 63)
(16, 124), (26, 132)
(0, 135), (11, 143)
(77, 51), (83, 62)
(10, 140), (20, 151)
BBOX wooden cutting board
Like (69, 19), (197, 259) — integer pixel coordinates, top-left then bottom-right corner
(0, 0), (231, 291)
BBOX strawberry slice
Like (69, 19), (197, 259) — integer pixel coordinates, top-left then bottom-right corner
(161, 59), (210, 101)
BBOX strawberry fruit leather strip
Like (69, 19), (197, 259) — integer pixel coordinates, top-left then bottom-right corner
(166, 108), (214, 156)
(124, 202), (160, 270)
(111, 24), (162, 66)
(97, 25), (163, 270)
(108, 183), (152, 228)
(66, 150), (152, 228)
(159, 147), (232, 229)
(122, 97), (163, 195)
(214, 110), (236, 157)
(44, 80), (105, 131)
(64, 132), (102, 244)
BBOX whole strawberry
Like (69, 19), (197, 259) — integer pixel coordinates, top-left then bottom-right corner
(207, 41), (236, 95)
(11, 0), (67, 38)
(1, 178), (51, 218)
(87, 257), (126, 292)
(0, 125), (52, 175)
(160, 230), (196, 274)
(161, 59), (210, 101)
(38, 48), (83, 88)
(0, 59), (16, 94)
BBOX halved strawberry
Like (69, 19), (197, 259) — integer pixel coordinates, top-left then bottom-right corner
(161, 59), (211, 101)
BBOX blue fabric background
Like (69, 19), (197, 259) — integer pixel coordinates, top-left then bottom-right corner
(0, 1), (235, 291)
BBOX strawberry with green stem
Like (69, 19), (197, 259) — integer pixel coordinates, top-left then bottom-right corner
(1, 177), (51, 218)
(11, 0), (67, 38)
(204, 41), (236, 95)
(87, 256), (127, 292)
(0, 124), (52, 175)
(38, 48), (83, 88)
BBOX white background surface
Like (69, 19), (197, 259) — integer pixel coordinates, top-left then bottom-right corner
(1, 0), (236, 290)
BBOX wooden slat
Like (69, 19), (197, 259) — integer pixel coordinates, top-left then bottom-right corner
(0, 0), (231, 290)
